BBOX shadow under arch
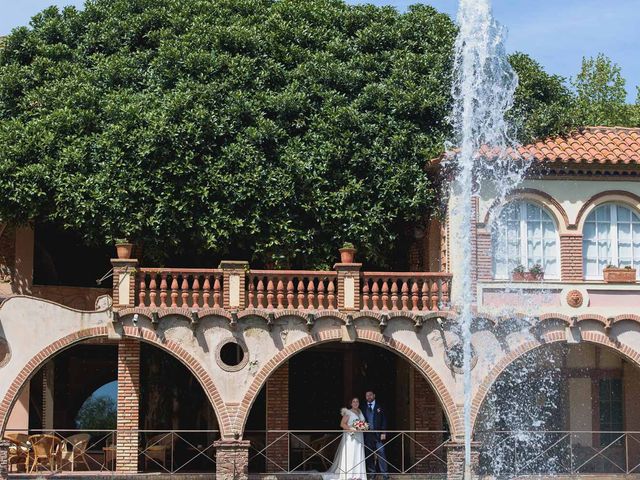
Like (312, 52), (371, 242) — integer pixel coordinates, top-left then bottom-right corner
(0, 325), (230, 436)
(237, 324), (462, 439)
(469, 325), (640, 434)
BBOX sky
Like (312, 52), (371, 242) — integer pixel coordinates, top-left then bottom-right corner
(2, 0), (639, 101)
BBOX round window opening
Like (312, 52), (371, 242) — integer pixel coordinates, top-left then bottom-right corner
(216, 340), (248, 371)
(445, 342), (477, 373)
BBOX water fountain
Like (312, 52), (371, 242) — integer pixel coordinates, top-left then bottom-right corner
(447, 0), (529, 476)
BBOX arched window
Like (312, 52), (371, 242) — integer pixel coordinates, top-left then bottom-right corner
(583, 203), (640, 279)
(493, 201), (559, 279)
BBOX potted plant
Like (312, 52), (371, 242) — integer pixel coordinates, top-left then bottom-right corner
(528, 263), (545, 281)
(511, 264), (526, 282)
(339, 242), (357, 263)
(115, 238), (134, 260)
(603, 264), (637, 283)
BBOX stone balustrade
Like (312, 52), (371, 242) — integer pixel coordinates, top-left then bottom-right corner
(118, 260), (453, 313)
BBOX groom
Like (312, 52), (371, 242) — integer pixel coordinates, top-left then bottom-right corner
(363, 390), (389, 480)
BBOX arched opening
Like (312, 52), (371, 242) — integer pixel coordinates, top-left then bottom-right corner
(245, 341), (450, 475)
(3, 339), (218, 473)
(476, 342), (640, 476)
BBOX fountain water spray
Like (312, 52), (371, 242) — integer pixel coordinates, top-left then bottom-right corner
(447, 0), (529, 476)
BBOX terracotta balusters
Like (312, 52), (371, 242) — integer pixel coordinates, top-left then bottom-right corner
(276, 278), (285, 309)
(212, 276), (222, 308)
(327, 280), (336, 309)
(411, 282), (419, 311)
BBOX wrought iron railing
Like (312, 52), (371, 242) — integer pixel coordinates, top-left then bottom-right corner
(3, 429), (220, 474)
(477, 430), (640, 476)
(246, 430), (450, 476)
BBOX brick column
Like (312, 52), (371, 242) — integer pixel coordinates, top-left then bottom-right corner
(560, 234), (583, 281)
(214, 440), (250, 480)
(116, 340), (140, 473)
(413, 370), (444, 473)
(334, 263), (362, 311)
(446, 442), (479, 480)
(266, 362), (288, 472)
(111, 258), (138, 308)
(476, 231), (492, 282)
(0, 439), (9, 480)
(219, 261), (249, 310)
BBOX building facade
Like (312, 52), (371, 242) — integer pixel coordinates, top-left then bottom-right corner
(1, 127), (640, 478)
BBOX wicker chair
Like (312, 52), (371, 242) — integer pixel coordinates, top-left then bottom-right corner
(28, 434), (62, 472)
(143, 433), (175, 470)
(4, 433), (30, 472)
(60, 433), (91, 471)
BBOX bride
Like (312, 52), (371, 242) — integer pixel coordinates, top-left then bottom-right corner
(322, 397), (368, 480)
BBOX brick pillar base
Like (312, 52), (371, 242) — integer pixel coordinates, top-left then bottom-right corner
(116, 340), (140, 473)
(446, 442), (479, 480)
(266, 362), (288, 472)
(0, 439), (9, 480)
(215, 440), (250, 480)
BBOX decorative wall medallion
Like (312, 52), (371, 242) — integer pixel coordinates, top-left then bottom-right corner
(444, 342), (477, 374)
(0, 338), (11, 367)
(215, 339), (249, 372)
(566, 290), (583, 308)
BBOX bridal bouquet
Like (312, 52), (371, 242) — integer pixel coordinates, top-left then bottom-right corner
(351, 419), (369, 431)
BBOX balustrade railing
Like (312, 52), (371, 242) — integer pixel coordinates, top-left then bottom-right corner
(137, 269), (223, 309)
(361, 273), (452, 311)
(130, 264), (453, 313)
(247, 271), (338, 310)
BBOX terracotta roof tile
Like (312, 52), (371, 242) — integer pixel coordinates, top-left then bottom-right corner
(520, 127), (640, 164)
(430, 127), (640, 166)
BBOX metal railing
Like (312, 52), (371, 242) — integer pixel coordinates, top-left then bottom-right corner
(246, 430), (450, 476)
(477, 430), (640, 476)
(3, 429), (220, 474)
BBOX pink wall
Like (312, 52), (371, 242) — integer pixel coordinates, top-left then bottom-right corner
(5, 384), (29, 433)
(588, 290), (640, 308)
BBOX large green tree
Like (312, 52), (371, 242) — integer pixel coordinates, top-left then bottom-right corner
(571, 53), (631, 127)
(0, 0), (575, 268)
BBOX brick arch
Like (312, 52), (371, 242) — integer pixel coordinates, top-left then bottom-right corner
(470, 328), (640, 433)
(481, 189), (570, 234)
(0, 325), (231, 436)
(237, 326), (463, 438)
(574, 190), (640, 231)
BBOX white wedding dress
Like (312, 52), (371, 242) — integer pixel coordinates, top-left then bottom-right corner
(322, 409), (367, 480)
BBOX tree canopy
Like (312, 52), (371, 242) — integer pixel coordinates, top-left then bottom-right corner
(0, 0), (600, 268)
(571, 53), (634, 127)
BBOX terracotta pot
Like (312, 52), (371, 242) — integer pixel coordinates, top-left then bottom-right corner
(511, 271), (544, 282)
(603, 267), (636, 283)
(339, 247), (356, 264)
(116, 243), (134, 259)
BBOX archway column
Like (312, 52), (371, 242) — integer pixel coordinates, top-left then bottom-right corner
(214, 439), (250, 480)
(445, 441), (479, 480)
(0, 439), (9, 479)
(266, 362), (288, 472)
(116, 339), (140, 473)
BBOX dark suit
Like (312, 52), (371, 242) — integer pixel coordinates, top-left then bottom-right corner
(363, 401), (389, 478)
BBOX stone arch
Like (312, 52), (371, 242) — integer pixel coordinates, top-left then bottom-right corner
(470, 325), (640, 434)
(237, 323), (462, 439)
(481, 188), (570, 234)
(0, 325), (231, 436)
(574, 190), (640, 231)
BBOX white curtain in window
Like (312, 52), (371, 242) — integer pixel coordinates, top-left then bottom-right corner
(493, 201), (559, 279)
(583, 204), (640, 279)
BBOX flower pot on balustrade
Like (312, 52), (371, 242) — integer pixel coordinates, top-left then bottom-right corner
(339, 247), (356, 264)
(115, 242), (134, 259)
(603, 267), (637, 283)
